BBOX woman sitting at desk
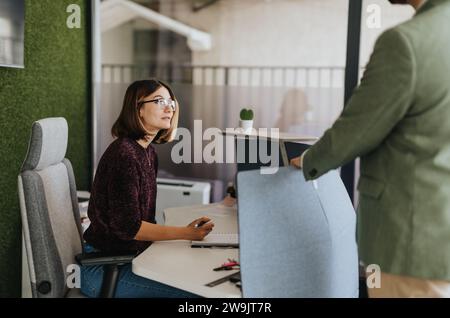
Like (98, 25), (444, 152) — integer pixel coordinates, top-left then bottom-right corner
(81, 79), (214, 298)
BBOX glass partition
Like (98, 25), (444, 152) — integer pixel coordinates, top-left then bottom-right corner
(97, 0), (351, 197)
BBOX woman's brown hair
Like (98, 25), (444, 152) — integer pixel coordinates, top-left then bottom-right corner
(111, 79), (179, 144)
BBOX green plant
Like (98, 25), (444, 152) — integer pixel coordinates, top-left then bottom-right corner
(240, 108), (254, 121)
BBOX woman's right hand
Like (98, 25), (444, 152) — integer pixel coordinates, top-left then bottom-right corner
(186, 216), (214, 241)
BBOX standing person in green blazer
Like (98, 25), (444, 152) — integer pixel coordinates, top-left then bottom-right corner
(291, 0), (450, 297)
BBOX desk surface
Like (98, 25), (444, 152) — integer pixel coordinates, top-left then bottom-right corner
(132, 203), (242, 298)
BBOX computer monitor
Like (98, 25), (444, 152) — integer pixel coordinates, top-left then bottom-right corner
(236, 139), (310, 172)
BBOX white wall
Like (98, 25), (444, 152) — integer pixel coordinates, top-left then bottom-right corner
(169, 0), (348, 67)
(101, 0), (414, 68)
(360, 0), (414, 66)
(102, 21), (134, 64)
(164, 0), (413, 68)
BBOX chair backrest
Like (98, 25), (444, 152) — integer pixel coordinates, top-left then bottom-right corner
(237, 167), (359, 297)
(18, 117), (83, 298)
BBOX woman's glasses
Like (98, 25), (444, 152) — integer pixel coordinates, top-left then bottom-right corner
(139, 98), (176, 111)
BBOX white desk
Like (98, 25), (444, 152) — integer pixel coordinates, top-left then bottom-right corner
(132, 203), (242, 298)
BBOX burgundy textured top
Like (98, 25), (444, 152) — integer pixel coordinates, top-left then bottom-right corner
(83, 137), (158, 253)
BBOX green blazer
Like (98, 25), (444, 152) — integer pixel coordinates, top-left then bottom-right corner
(303, 0), (450, 281)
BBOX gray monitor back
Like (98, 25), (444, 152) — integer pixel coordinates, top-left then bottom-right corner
(237, 167), (358, 297)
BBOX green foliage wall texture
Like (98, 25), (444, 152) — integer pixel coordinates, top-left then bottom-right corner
(0, 0), (90, 297)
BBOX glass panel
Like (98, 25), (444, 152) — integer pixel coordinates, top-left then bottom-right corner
(98, 0), (350, 196)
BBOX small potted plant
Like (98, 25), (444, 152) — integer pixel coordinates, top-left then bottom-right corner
(239, 108), (254, 133)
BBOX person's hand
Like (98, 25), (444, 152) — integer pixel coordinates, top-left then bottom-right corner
(186, 216), (214, 240)
(290, 156), (303, 169)
(222, 195), (236, 207)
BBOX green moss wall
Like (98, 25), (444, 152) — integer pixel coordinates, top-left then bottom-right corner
(0, 0), (91, 297)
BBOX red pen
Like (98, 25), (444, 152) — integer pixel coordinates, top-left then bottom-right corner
(213, 261), (240, 271)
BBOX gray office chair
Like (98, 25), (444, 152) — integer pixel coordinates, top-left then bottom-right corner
(237, 167), (359, 297)
(18, 117), (134, 298)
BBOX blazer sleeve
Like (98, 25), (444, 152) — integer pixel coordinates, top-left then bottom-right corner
(107, 157), (142, 241)
(302, 28), (416, 180)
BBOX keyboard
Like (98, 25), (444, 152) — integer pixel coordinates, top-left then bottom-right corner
(191, 233), (239, 247)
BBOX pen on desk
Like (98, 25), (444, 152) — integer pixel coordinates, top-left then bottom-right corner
(213, 261), (239, 271)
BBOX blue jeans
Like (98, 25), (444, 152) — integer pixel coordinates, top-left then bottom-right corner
(80, 246), (199, 298)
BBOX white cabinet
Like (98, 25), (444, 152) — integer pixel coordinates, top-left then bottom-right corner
(155, 178), (211, 224)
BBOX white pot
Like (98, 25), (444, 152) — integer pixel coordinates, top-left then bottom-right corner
(239, 120), (254, 133)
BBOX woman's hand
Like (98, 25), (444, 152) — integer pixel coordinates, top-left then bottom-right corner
(222, 195), (236, 207)
(186, 216), (214, 240)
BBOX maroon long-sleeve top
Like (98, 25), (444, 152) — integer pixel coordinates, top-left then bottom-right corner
(83, 137), (158, 253)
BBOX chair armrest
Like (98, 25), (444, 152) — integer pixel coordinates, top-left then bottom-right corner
(75, 252), (136, 266)
(76, 251), (136, 298)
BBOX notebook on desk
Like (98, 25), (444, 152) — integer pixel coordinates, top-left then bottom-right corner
(191, 233), (239, 247)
